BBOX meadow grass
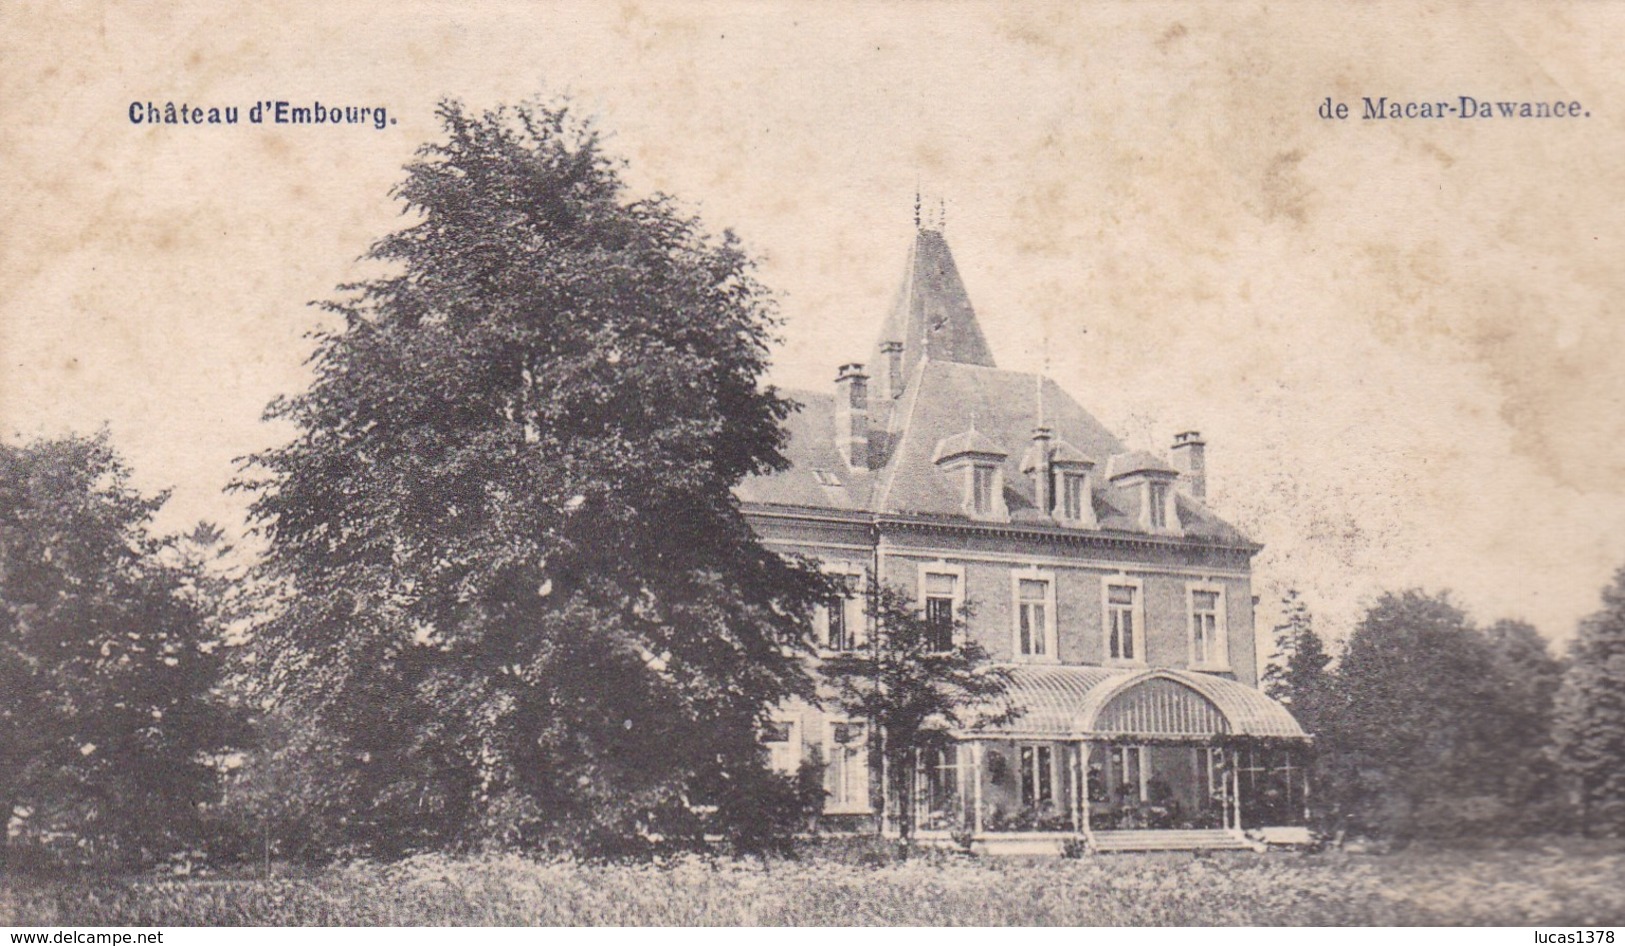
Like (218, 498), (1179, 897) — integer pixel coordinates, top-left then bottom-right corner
(3, 841), (1623, 926)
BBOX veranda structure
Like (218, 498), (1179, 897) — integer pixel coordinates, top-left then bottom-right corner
(897, 666), (1312, 853)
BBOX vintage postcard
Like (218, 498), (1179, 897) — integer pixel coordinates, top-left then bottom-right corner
(2, 0), (1623, 930)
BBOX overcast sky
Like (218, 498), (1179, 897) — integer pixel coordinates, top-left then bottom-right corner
(4, 1), (1624, 644)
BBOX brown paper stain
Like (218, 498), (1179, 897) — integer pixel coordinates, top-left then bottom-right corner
(1157, 22), (1188, 52)
(1259, 150), (1311, 224)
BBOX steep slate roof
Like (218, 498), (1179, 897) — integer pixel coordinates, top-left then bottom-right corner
(870, 227), (995, 387)
(1105, 450), (1178, 480)
(932, 427), (1008, 463)
(1048, 440), (1095, 467)
(736, 390), (877, 512)
(742, 363), (1250, 544)
(873, 360), (1121, 520)
(737, 225), (1253, 546)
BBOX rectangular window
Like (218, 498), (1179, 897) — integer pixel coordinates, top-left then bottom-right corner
(827, 591), (850, 650)
(1237, 746), (1306, 828)
(820, 568), (864, 652)
(762, 720), (799, 773)
(826, 721), (869, 812)
(1062, 473), (1087, 521)
(1107, 583), (1138, 661)
(1191, 589), (1221, 665)
(1020, 744), (1054, 808)
(1148, 481), (1169, 529)
(825, 573), (859, 652)
(921, 747), (960, 828)
(1205, 746), (1229, 812)
(923, 571), (957, 651)
(972, 464), (995, 515)
(1110, 745), (1148, 802)
(1017, 578), (1050, 657)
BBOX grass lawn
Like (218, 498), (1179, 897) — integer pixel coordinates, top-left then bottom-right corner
(4, 840), (1624, 926)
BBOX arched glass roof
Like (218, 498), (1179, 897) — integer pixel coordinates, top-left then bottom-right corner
(983, 665), (1308, 740)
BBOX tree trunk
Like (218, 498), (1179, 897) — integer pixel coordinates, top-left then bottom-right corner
(896, 753), (914, 840)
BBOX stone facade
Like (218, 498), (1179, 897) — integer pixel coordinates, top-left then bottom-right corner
(736, 223), (1307, 846)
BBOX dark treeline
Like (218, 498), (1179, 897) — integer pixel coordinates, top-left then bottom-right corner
(1265, 579), (1625, 842)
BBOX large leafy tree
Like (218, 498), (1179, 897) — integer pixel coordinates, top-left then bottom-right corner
(1554, 565), (1625, 835)
(238, 99), (826, 858)
(1315, 590), (1553, 839)
(0, 431), (241, 867)
(819, 582), (1016, 839)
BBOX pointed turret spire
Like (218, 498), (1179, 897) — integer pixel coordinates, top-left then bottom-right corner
(870, 206), (996, 402)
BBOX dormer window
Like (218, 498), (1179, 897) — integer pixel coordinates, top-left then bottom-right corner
(1022, 432), (1095, 527)
(1104, 451), (1181, 536)
(931, 426), (1009, 522)
(1061, 472), (1089, 521)
(972, 464), (996, 515)
(1148, 481), (1170, 529)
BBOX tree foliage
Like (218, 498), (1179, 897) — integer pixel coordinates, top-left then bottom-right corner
(819, 582), (1016, 838)
(1555, 565), (1625, 835)
(0, 431), (242, 867)
(237, 99), (827, 859)
(1314, 589), (1559, 839)
(1261, 589), (1333, 737)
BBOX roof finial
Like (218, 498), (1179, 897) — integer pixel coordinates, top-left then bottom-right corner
(914, 186), (922, 230)
(969, 411), (979, 432)
(1036, 372), (1045, 427)
(939, 197), (947, 233)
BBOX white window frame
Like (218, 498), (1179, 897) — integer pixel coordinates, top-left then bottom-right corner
(1018, 742), (1059, 809)
(1010, 568), (1058, 662)
(1059, 470), (1093, 525)
(817, 562), (867, 653)
(823, 718), (871, 814)
(762, 717), (802, 774)
(972, 464), (995, 515)
(1186, 581), (1231, 671)
(920, 745), (962, 822)
(1110, 744), (1151, 803)
(1102, 575), (1147, 666)
(917, 561), (966, 649)
(1143, 478), (1179, 534)
(961, 461), (1006, 521)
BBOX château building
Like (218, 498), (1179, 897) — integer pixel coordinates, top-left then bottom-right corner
(736, 220), (1310, 852)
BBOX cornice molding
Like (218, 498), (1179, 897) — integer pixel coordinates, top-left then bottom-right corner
(739, 501), (1262, 559)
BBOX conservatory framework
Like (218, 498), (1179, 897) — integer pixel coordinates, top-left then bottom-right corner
(895, 666), (1313, 853)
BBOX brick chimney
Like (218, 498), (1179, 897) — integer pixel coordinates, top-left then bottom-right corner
(1029, 426), (1054, 514)
(834, 363), (870, 469)
(1170, 430), (1206, 500)
(878, 341), (905, 400)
